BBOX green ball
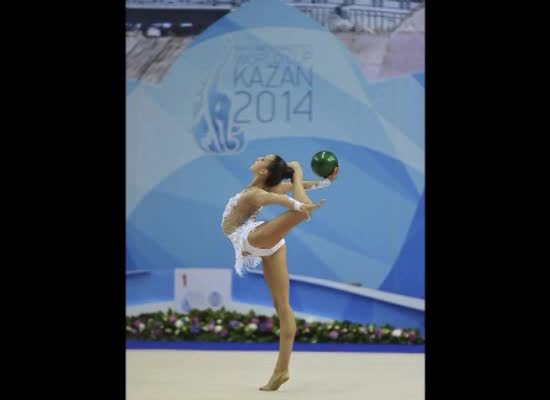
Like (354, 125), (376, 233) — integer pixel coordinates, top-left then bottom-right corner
(311, 151), (338, 178)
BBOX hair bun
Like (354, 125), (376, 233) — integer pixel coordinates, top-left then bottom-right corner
(284, 166), (295, 180)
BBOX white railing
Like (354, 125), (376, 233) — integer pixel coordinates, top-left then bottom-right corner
(126, 0), (423, 33)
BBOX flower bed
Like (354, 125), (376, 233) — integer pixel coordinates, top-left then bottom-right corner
(126, 308), (424, 344)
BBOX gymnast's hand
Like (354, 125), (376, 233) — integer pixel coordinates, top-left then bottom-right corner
(327, 166), (339, 182)
(299, 199), (325, 221)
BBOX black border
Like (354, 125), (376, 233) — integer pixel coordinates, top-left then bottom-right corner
(12, 0), (521, 398)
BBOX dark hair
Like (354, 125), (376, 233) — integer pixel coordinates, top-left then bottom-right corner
(265, 155), (294, 187)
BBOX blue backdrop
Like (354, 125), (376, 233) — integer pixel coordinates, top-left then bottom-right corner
(126, 0), (424, 325)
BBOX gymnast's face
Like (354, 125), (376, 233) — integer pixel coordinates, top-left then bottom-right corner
(250, 154), (276, 175)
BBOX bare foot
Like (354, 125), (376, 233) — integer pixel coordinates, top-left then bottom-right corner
(259, 370), (290, 391)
